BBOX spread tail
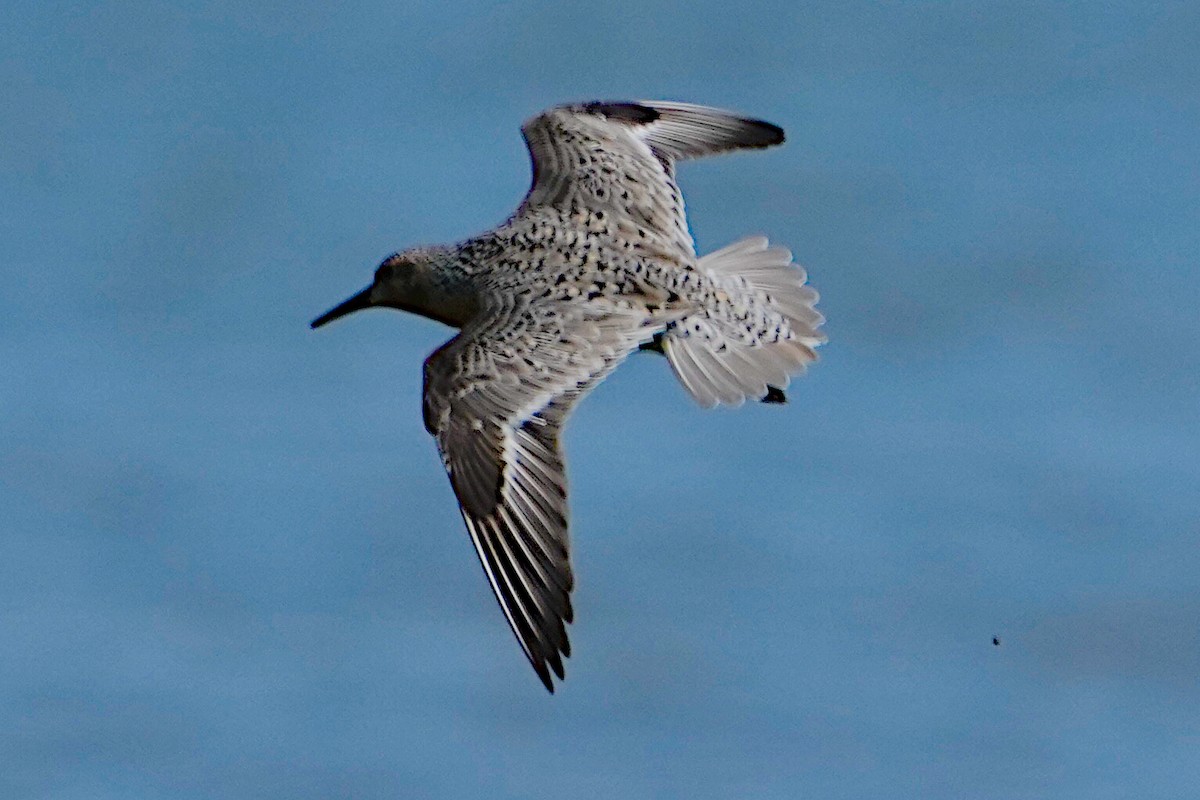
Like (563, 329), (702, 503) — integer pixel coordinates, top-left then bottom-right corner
(661, 237), (825, 408)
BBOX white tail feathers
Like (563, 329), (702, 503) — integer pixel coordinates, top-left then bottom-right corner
(662, 237), (825, 408)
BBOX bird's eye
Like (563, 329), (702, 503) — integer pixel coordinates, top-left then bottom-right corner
(376, 259), (399, 282)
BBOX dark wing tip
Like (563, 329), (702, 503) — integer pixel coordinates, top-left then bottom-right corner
(737, 117), (784, 148)
(754, 119), (786, 147)
(579, 101), (661, 125)
(548, 651), (566, 681)
(535, 662), (556, 693)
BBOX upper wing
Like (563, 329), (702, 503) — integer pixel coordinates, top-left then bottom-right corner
(422, 298), (658, 692)
(516, 101), (785, 262)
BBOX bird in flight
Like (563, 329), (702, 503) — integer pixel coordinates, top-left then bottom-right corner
(311, 101), (825, 692)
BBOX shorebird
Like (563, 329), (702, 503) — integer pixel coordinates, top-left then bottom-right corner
(311, 101), (825, 692)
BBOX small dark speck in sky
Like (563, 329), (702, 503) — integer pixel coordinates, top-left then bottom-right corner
(993, 637), (1001, 646)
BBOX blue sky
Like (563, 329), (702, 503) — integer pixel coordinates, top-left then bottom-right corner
(3, 2), (1198, 797)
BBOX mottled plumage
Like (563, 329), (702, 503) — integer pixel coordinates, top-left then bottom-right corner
(311, 100), (826, 692)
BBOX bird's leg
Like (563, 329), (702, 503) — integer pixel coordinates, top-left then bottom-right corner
(638, 332), (666, 355)
(761, 386), (787, 404)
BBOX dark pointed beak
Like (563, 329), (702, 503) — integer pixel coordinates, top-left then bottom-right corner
(310, 287), (373, 329)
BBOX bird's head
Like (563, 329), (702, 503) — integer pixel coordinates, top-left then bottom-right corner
(310, 249), (438, 329)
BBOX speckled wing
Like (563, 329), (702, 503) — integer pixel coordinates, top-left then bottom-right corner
(422, 299), (658, 692)
(517, 101), (785, 261)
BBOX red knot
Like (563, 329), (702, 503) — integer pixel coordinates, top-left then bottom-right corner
(311, 101), (826, 692)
